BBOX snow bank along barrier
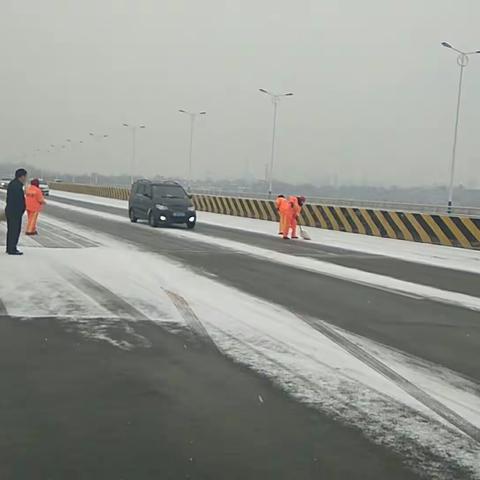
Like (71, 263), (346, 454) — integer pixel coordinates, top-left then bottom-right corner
(50, 183), (480, 250)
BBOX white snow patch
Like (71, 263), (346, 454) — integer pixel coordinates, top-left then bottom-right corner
(341, 328), (480, 429)
(198, 211), (480, 275)
(0, 253), (111, 318)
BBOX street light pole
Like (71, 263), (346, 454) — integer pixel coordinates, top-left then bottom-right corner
(259, 89), (293, 198)
(179, 110), (207, 190)
(123, 123), (145, 185)
(89, 132), (108, 183)
(269, 99), (278, 198)
(188, 114), (195, 187)
(441, 42), (480, 213)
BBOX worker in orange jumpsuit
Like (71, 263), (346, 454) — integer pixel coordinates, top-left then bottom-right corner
(275, 194), (289, 236)
(284, 195), (305, 239)
(25, 179), (46, 235)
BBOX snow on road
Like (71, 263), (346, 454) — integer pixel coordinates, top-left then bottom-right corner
(50, 189), (480, 274)
(1, 211), (479, 478)
(44, 194), (480, 313)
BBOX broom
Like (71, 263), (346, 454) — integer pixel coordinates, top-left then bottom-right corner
(299, 224), (311, 241)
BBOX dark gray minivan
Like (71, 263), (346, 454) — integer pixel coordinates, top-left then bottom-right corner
(128, 180), (196, 229)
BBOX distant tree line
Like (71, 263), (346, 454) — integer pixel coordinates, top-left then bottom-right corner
(1, 161), (479, 207)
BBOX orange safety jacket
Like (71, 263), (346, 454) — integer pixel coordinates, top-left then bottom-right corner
(288, 196), (301, 218)
(276, 197), (289, 214)
(25, 185), (45, 213)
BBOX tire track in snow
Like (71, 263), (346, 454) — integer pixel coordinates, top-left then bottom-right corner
(0, 298), (7, 315)
(165, 290), (218, 349)
(31, 229), (85, 249)
(31, 221), (100, 249)
(65, 270), (149, 320)
(60, 269), (152, 348)
(299, 315), (480, 443)
(199, 321), (479, 480)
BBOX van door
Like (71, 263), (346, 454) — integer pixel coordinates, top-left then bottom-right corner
(134, 183), (147, 219)
(143, 184), (153, 217)
(129, 182), (138, 213)
(136, 183), (154, 219)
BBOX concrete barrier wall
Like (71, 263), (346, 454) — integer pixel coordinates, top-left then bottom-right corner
(51, 183), (480, 250)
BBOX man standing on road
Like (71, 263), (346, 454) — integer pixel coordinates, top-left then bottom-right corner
(5, 168), (27, 255)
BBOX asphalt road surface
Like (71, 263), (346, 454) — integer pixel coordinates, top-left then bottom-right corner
(0, 316), (419, 480)
(42, 194), (480, 379)
(1, 191), (479, 479)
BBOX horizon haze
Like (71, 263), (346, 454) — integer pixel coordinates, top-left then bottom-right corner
(1, 0), (479, 188)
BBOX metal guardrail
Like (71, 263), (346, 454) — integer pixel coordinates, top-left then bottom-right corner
(47, 182), (480, 218)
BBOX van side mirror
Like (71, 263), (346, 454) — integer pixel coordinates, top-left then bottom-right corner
(188, 194), (193, 199)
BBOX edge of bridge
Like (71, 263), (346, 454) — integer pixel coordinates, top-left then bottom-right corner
(49, 183), (480, 250)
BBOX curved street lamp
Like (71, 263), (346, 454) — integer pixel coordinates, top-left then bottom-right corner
(259, 89), (294, 197)
(441, 42), (480, 213)
(179, 110), (207, 190)
(122, 123), (146, 185)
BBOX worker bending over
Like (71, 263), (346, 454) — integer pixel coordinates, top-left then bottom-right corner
(25, 179), (46, 236)
(284, 195), (306, 240)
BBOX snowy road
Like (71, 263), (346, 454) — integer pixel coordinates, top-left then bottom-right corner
(1, 190), (479, 479)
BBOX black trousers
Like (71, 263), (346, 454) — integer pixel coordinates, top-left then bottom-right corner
(6, 212), (23, 253)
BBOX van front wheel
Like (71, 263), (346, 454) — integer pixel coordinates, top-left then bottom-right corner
(149, 212), (158, 228)
(129, 209), (137, 223)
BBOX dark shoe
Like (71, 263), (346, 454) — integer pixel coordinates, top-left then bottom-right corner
(25, 232), (34, 236)
(292, 236), (299, 239)
(283, 236), (290, 240)
(7, 250), (23, 256)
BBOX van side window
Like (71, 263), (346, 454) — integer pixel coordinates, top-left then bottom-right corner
(144, 184), (152, 197)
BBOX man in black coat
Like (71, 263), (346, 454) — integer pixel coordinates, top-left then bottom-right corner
(5, 168), (27, 255)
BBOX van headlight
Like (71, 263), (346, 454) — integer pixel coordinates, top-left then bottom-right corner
(155, 204), (168, 210)
(187, 206), (195, 212)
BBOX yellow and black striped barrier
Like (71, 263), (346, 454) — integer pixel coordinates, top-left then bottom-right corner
(301, 203), (480, 250)
(52, 182), (130, 200)
(50, 184), (480, 250)
(193, 195), (278, 221)
(193, 194), (480, 250)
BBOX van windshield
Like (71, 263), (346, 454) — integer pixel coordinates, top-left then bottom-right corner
(152, 185), (187, 199)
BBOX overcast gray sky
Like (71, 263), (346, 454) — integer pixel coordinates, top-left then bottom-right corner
(1, 0), (479, 187)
